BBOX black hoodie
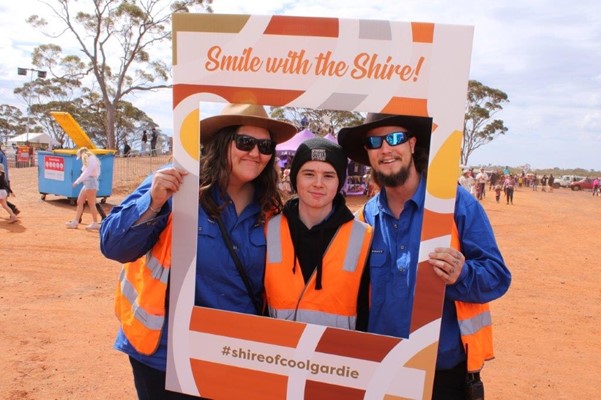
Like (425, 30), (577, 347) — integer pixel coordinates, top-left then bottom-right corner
(282, 193), (354, 290)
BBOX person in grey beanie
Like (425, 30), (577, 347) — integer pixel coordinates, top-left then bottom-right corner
(264, 137), (373, 330)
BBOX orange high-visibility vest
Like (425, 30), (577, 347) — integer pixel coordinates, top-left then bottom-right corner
(114, 217), (172, 355)
(450, 223), (494, 373)
(357, 207), (494, 373)
(265, 214), (373, 330)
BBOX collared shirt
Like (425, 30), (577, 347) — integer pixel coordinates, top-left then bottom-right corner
(362, 176), (510, 370)
(101, 169), (267, 371)
(0, 151), (9, 181)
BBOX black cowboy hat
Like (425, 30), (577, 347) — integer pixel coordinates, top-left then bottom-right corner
(337, 113), (432, 165)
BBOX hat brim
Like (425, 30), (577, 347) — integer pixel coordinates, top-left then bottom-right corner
(201, 114), (297, 145)
(338, 114), (433, 165)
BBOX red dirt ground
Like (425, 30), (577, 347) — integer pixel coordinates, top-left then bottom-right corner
(1, 167), (599, 399)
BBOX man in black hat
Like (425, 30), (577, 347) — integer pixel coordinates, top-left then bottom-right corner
(338, 113), (511, 399)
(264, 137), (373, 330)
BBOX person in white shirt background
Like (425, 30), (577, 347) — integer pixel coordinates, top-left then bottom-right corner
(475, 168), (489, 200)
(66, 147), (101, 230)
(458, 168), (475, 194)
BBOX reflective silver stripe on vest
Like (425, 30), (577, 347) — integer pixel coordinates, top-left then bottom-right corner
(266, 214), (283, 263)
(268, 215), (367, 272)
(118, 257), (166, 331)
(269, 307), (356, 330)
(458, 309), (492, 336)
(342, 220), (368, 272)
(145, 252), (170, 284)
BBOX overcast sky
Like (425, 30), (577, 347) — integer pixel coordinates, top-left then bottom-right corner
(1, 0), (600, 171)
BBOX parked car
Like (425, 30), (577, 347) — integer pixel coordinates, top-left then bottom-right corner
(569, 177), (595, 191)
(558, 175), (585, 188)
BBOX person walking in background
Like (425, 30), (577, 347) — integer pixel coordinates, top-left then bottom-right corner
(100, 103), (296, 399)
(150, 128), (158, 156)
(475, 167), (488, 200)
(494, 182), (503, 203)
(0, 164), (18, 223)
(503, 174), (516, 205)
(66, 147), (101, 230)
(592, 177), (599, 197)
(122, 141), (131, 157)
(458, 168), (475, 194)
(0, 144), (9, 178)
(488, 169), (499, 191)
(548, 174), (555, 193)
(264, 138), (373, 330)
(338, 112), (511, 400)
(541, 174), (548, 192)
(0, 144), (20, 216)
(141, 130), (148, 155)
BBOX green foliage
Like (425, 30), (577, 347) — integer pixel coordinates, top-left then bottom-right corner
(0, 105), (27, 138)
(462, 80), (509, 165)
(270, 107), (364, 136)
(23, 0), (213, 149)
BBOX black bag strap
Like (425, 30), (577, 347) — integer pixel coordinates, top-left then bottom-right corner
(215, 217), (262, 315)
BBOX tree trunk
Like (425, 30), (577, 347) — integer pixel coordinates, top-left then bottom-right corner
(105, 102), (117, 150)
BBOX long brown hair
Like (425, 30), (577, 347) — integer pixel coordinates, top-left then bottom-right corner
(198, 125), (283, 222)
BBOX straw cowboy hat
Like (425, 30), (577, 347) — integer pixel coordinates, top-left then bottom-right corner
(200, 104), (297, 145)
(337, 113), (432, 165)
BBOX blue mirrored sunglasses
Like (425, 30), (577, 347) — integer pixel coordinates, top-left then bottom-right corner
(363, 131), (411, 150)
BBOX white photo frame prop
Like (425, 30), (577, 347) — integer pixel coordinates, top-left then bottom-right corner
(168, 14), (473, 400)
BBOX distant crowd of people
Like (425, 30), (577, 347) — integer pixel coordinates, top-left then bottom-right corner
(458, 167), (564, 205)
(458, 166), (601, 205)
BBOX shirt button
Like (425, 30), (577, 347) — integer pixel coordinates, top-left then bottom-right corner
(393, 223), (398, 229)
(233, 245), (238, 250)
(400, 245), (405, 250)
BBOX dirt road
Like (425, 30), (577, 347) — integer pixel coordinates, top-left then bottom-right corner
(1, 167), (599, 399)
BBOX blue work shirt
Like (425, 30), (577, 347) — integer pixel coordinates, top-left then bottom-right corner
(362, 176), (511, 370)
(0, 151), (9, 181)
(100, 171), (267, 371)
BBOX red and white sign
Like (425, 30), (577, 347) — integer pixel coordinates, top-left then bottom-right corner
(44, 155), (65, 181)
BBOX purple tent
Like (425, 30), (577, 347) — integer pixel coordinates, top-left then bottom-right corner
(323, 133), (337, 143)
(275, 128), (315, 155)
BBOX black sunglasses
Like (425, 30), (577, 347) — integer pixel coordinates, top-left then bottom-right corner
(363, 131), (411, 150)
(234, 134), (276, 155)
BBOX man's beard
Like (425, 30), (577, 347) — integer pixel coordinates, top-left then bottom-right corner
(374, 156), (414, 187)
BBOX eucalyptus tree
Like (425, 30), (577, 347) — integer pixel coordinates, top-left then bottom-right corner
(271, 107), (365, 136)
(27, 0), (213, 149)
(462, 80), (509, 166)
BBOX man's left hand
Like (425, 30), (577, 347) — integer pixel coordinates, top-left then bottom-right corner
(428, 247), (464, 285)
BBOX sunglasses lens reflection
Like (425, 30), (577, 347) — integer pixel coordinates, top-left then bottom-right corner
(235, 135), (275, 155)
(364, 132), (409, 149)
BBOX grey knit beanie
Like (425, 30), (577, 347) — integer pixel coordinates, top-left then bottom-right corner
(290, 137), (348, 192)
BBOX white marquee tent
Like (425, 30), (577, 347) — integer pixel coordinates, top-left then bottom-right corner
(7, 132), (59, 146)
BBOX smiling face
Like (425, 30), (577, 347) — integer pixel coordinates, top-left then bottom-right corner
(295, 160), (339, 213)
(228, 125), (273, 187)
(365, 126), (417, 187)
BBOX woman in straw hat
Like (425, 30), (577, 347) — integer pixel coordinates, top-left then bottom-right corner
(100, 103), (296, 399)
